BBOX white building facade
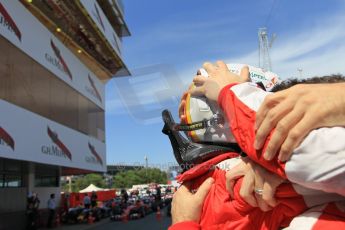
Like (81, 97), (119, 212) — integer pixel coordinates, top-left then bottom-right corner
(0, 0), (130, 229)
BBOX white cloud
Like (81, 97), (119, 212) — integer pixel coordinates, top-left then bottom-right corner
(225, 13), (345, 78)
(107, 10), (345, 117)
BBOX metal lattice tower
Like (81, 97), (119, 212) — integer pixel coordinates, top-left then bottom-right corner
(258, 27), (272, 71)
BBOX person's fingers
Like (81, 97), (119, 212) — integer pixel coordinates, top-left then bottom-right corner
(216, 60), (228, 71)
(255, 94), (276, 130)
(255, 193), (271, 212)
(239, 66), (250, 82)
(178, 181), (192, 193)
(278, 113), (318, 162)
(255, 104), (291, 152)
(262, 180), (279, 208)
(254, 94), (292, 150)
(195, 177), (214, 203)
(203, 62), (216, 74)
(255, 91), (288, 132)
(189, 85), (206, 96)
(227, 179), (236, 199)
(225, 162), (247, 198)
(255, 95), (279, 143)
(193, 76), (207, 85)
(262, 106), (304, 160)
(252, 165), (271, 212)
(239, 169), (257, 207)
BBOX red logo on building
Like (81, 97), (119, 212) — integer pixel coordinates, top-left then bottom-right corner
(88, 142), (103, 165)
(0, 2), (21, 42)
(88, 74), (102, 102)
(94, 3), (105, 32)
(50, 39), (73, 80)
(0, 126), (15, 150)
(47, 126), (72, 160)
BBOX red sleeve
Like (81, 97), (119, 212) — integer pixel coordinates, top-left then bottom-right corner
(169, 221), (200, 230)
(218, 84), (287, 179)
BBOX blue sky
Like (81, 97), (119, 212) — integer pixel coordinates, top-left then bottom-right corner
(105, 0), (345, 168)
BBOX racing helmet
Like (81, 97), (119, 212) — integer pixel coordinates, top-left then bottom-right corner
(182, 63), (280, 144)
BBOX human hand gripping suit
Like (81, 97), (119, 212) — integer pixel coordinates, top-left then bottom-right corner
(169, 82), (345, 230)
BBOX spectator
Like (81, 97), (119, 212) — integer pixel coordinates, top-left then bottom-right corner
(63, 193), (70, 213)
(83, 193), (91, 209)
(91, 191), (98, 208)
(26, 192), (41, 230)
(166, 186), (172, 194)
(156, 186), (161, 201)
(32, 193), (40, 229)
(121, 189), (128, 203)
(26, 193), (35, 230)
(47, 193), (56, 228)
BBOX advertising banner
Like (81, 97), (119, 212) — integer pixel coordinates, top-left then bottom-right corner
(0, 100), (106, 172)
(0, 0), (105, 109)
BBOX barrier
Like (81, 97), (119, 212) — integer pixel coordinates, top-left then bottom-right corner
(61, 190), (116, 208)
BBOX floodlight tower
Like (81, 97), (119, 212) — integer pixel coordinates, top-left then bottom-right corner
(258, 27), (274, 71)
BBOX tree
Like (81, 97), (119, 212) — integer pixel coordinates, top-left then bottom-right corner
(112, 168), (167, 188)
(76, 174), (105, 190)
(60, 168), (168, 192)
(61, 174), (106, 192)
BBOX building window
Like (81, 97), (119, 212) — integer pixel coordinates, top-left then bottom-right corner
(0, 37), (105, 142)
(0, 159), (24, 188)
(3, 175), (22, 187)
(35, 176), (58, 187)
(35, 164), (59, 187)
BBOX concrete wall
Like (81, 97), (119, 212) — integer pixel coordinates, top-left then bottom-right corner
(0, 187), (61, 230)
(34, 187), (61, 210)
(0, 161), (61, 230)
(0, 188), (27, 213)
(0, 188), (27, 230)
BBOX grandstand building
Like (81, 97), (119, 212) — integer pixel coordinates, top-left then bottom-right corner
(0, 0), (130, 229)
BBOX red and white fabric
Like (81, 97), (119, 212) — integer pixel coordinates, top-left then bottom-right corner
(220, 82), (345, 196)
